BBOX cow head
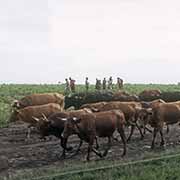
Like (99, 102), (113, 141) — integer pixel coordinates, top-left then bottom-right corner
(62, 117), (81, 139)
(9, 109), (22, 122)
(32, 114), (51, 138)
(137, 108), (153, 128)
(11, 100), (21, 109)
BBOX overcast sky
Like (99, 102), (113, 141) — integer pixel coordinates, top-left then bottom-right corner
(1, 0), (180, 84)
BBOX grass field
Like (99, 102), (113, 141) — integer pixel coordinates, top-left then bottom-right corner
(1, 83), (180, 128)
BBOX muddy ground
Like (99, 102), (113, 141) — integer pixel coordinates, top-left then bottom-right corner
(1, 122), (180, 178)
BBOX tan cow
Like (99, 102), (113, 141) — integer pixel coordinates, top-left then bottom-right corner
(138, 99), (169, 134)
(9, 103), (62, 139)
(137, 103), (180, 149)
(139, 89), (162, 100)
(12, 93), (65, 111)
(61, 110), (127, 161)
(80, 102), (107, 112)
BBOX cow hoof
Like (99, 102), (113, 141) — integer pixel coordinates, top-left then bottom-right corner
(140, 136), (144, 140)
(57, 153), (66, 160)
(66, 146), (73, 151)
(127, 138), (131, 143)
(151, 145), (154, 150)
(121, 153), (126, 158)
(160, 143), (166, 148)
(102, 150), (108, 157)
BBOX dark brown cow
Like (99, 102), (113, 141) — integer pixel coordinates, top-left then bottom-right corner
(33, 108), (96, 157)
(113, 91), (140, 101)
(34, 108), (92, 139)
(9, 103), (62, 139)
(12, 93), (65, 110)
(61, 110), (127, 161)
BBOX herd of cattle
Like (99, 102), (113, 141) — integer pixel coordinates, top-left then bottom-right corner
(8, 92), (180, 161)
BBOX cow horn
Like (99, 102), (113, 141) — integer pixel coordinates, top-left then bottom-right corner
(32, 116), (40, 122)
(42, 113), (49, 122)
(57, 117), (67, 121)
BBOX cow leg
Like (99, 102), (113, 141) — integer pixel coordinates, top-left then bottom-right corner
(166, 125), (169, 134)
(143, 126), (146, 135)
(127, 125), (135, 142)
(60, 137), (68, 159)
(60, 137), (72, 152)
(160, 129), (165, 147)
(95, 136), (99, 149)
(102, 137), (112, 157)
(87, 136), (102, 161)
(27, 125), (33, 140)
(145, 126), (152, 134)
(135, 122), (144, 140)
(86, 142), (93, 161)
(27, 127), (31, 139)
(151, 128), (158, 149)
(118, 125), (127, 157)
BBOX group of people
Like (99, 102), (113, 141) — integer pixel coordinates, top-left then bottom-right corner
(95, 77), (123, 91)
(64, 77), (76, 94)
(64, 76), (123, 94)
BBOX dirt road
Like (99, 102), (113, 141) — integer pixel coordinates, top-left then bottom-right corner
(1, 122), (180, 177)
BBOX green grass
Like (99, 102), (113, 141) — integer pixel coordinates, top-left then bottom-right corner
(1, 83), (180, 127)
(7, 151), (180, 180)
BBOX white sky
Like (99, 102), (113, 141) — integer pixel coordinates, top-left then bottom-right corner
(1, 0), (180, 84)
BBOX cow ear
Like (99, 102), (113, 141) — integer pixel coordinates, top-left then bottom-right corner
(72, 117), (81, 123)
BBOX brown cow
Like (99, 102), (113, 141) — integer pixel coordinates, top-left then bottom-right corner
(61, 110), (127, 161)
(12, 93), (65, 110)
(93, 101), (144, 141)
(137, 103), (180, 149)
(9, 103), (62, 139)
(138, 99), (169, 134)
(138, 99), (166, 134)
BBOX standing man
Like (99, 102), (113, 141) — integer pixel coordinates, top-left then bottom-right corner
(95, 78), (101, 91)
(85, 77), (89, 92)
(103, 78), (106, 90)
(117, 77), (123, 89)
(65, 78), (70, 94)
(108, 76), (113, 90)
(69, 77), (76, 93)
